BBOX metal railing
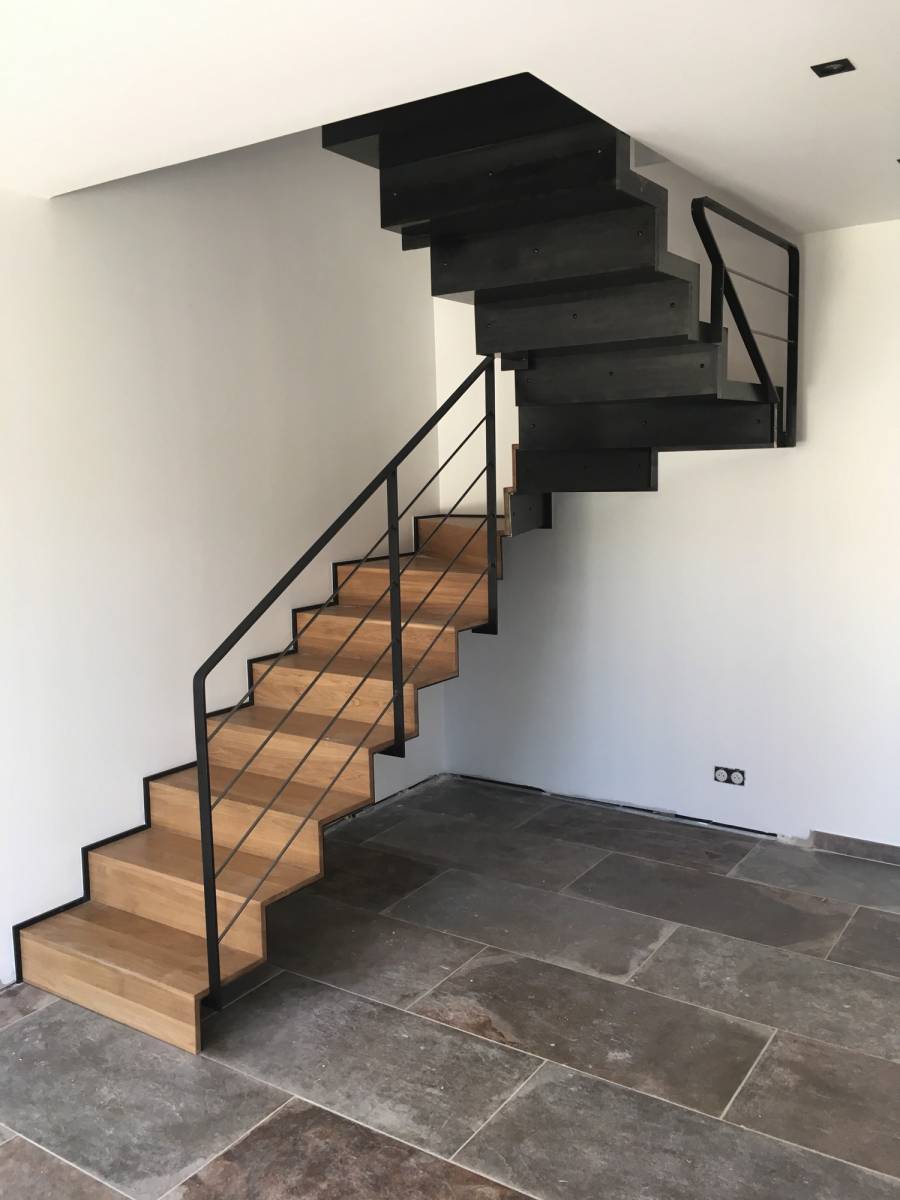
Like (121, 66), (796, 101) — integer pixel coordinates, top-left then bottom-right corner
(193, 356), (497, 1005)
(691, 197), (799, 447)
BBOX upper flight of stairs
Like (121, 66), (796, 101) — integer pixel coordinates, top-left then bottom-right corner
(16, 72), (788, 1053)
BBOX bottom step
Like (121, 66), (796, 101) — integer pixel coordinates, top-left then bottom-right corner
(20, 901), (259, 1053)
(515, 448), (658, 492)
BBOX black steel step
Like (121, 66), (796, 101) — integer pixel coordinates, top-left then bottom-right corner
(322, 72), (601, 170)
(431, 205), (663, 298)
(515, 448), (658, 492)
(518, 399), (775, 452)
(516, 339), (727, 405)
(476, 276), (699, 355)
(506, 491), (553, 536)
(380, 124), (620, 231)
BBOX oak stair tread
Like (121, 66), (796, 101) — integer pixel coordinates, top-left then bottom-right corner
(265, 643), (456, 687)
(298, 601), (487, 632)
(210, 704), (397, 750)
(161, 765), (365, 824)
(91, 827), (318, 905)
(20, 900), (257, 997)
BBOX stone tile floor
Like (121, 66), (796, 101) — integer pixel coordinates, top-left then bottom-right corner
(2, 774), (900, 1198)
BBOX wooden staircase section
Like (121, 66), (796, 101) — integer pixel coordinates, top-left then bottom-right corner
(19, 515), (505, 1052)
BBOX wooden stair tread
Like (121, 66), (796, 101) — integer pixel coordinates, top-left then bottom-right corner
(21, 901), (258, 997)
(298, 600), (486, 630)
(91, 827), (317, 905)
(211, 704), (397, 749)
(266, 644), (455, 687)
(161, 765), (365, 823)
(356, 552), (486, 579)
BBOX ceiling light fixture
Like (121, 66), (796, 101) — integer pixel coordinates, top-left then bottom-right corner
(811, 58), (856, 77)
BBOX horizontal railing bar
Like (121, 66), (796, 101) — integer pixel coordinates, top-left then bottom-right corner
(206, 413), (487, 745)
(749, 328), (794, 344)
(209, 469), (488, 814)
(728, 268), (794, 298)
(217, 564), (489, 942)
(194, 357), (492, 691)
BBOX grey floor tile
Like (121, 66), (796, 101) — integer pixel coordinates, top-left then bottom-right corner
(367, 811), (606, 890)
(568, 853), (854, 955)
(728, 1033), (900, 1179)
(170, 1097), (528, 1198)
(308, 840), (442, 911)
(390, 869), (672, 981)
(203, 972), (537, 1158)
(400, 775), (552, 828)
(456, 1061), (900, 1200)
(633, 925), (900, 1061)
(813, 830), (900, 867)
(266, 891), (481, 1006)
(413, 947), (770, 1115)
(521, 801), (759, 874)
(735, 843), (900, 912)
(0, 1124), (14, 1146)
(0, 981), (57, 1032)
(0, 1138), (124, 1199)
(830, 907), (900, 978)
(0, 1002), (287, 1200)
(327, 800), (410, 844)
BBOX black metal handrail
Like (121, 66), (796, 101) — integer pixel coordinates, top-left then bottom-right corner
(691, 197), (799, 447)
(193, 356), (497, 1004)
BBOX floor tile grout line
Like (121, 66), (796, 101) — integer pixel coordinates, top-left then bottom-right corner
(155, 1096), (295, 1200)
(403, 944), (489, 1012)
(719, 1028), (777, 1120)
(554, 850), (612, 893)
(206, 1040), (900, 1190)
(270, 966), (547, 1064)
(0, 996), (60, 1039)
(450, 1058), (548, 1164)
(823, 904), (860, 961)
(379, 866), (454, 915)
(0, 1126), (135, 1200)
(618, 920), (680, 985)
(194, 1058), (551, 1200)
(726, 842), (763, 878)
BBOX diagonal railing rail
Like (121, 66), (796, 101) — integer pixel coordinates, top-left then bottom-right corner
(193, 356), (497, 1004)
(692, 197), (799, 448)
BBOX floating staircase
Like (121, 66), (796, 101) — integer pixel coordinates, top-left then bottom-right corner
(15, 73), (797, 1052)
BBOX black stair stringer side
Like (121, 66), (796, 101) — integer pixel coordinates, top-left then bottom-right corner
(323, 72), (774, 514)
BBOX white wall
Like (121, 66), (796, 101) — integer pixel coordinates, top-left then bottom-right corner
(0, 130), (444, 983)
(440, 185), (900, 844)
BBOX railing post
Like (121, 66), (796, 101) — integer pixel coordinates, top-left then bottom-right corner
(782, 246), (800, 447)
(193, 672), (222, 1006)
(384, 470), (406, 757)
(475, 355), (499, 635)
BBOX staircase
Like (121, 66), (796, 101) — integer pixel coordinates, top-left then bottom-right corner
(13, 73), (798, 1053)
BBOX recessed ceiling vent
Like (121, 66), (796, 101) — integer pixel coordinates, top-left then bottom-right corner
(810, 58), (856, 77)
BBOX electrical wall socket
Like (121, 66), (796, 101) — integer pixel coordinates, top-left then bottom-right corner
(714, 766), (745, 786)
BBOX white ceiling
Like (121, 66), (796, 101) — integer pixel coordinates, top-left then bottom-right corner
(2, 0), (898, 231)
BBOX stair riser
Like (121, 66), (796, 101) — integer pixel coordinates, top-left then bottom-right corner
(519, 401), (775, 451)
(208, 727), (374, 796)
(250, 663), (421, 731)
(149, 782), (321, 868)
(515, 448), (658, 492)
(294, 609), (460, 660)
(20, 936), (200, 1053)
(516, 344), (724, 405)
(506, 490), (552, 535)
(89, 855), (265, 957)
(476, 279), (698, 355)
(382, 138), (618, 230)
(431, 206), (659, 297)
(335, 564), (488, 613)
